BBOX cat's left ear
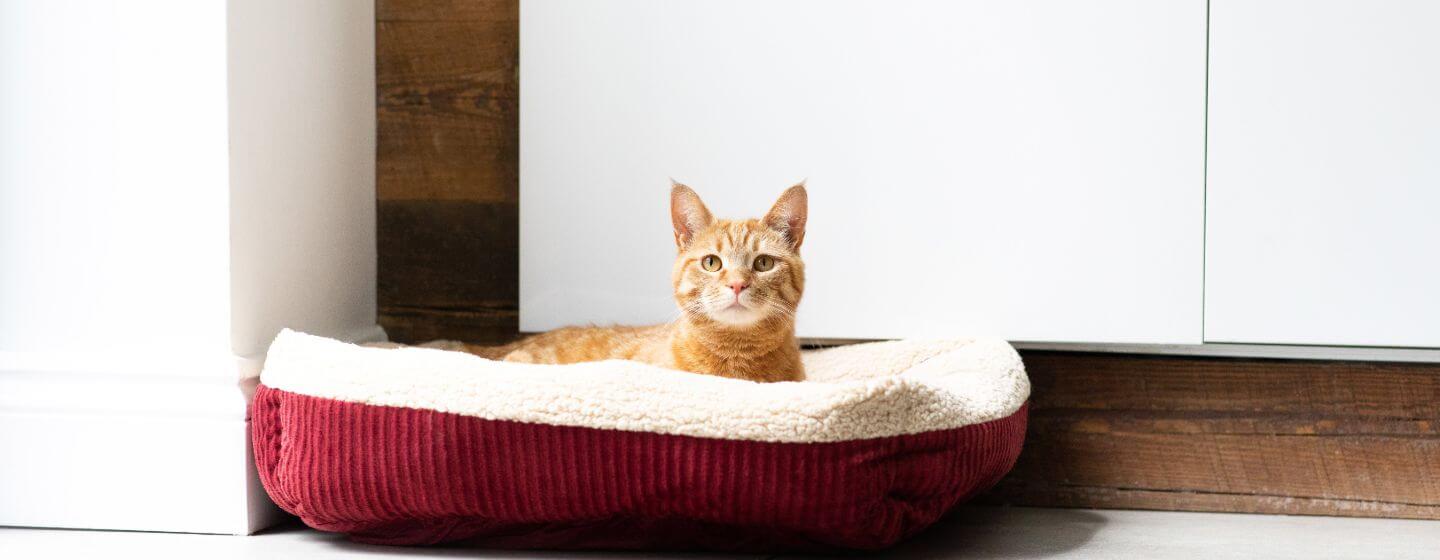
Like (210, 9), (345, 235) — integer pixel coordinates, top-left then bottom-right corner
(671, 181), (714, 249)
(764, 182), (808, 250)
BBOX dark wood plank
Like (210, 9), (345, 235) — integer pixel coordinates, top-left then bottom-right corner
(377, 103), (517, 202)
(983, 484), (1440, 520)
(378, 0), (517, 23)
(981, 351), (1440, 519)
(1021, 352), (1440, 418)
(377, 18), (518, 202)
(377, 200), (518, 345)
(380, 305), (518, 346)
(377, 20), (516, 85)
(1004, 429), (1440, 505)
(375, 2), (520, 342)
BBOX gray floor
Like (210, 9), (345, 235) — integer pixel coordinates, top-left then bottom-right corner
(4, 506), (1438, 559)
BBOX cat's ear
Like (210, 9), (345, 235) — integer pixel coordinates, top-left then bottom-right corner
(764, 182), (808, 250)
(670, 181), (714, 248)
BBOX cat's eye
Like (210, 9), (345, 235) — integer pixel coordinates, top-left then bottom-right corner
(753, 255), (775, 272)
(700, 255), (722, 272)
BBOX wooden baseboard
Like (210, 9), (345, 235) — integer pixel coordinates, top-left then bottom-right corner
(981, 483), (1440, 520)
(980, 351), (1440, 519)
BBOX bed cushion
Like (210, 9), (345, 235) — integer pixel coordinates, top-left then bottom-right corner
(251, 329), (1029, 552)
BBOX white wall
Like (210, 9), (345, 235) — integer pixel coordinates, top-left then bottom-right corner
(1206, 0), (1440, 348)
(520, 0), (1207, 344)
(229, 0), (380, 360)
(0, 0), (378, 534)
(0, 1), (232, 364)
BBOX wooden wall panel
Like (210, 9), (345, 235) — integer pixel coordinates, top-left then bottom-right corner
(377, 17), (517, 203)
(376, 0), (519, 343)
(373, 0), (1440, 519)
(984, 353), (1440, 519)
(377, 200), (517, 343)
(377, 0), (516, 22)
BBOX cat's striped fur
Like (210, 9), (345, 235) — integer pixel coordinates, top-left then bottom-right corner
(469, 183), (807, 382)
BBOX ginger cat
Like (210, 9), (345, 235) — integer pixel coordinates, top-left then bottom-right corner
(472, 182), (807, 382)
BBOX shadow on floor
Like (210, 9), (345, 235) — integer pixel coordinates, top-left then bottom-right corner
(837, 506), (1108, 560)
(259, 520), (764, 559)
(259, 506), (1104, 559)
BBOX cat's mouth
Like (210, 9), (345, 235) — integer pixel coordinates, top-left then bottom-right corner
(708, 298), (764, 325)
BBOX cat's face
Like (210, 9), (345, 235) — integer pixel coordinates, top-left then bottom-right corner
(670, 183), (807, 327)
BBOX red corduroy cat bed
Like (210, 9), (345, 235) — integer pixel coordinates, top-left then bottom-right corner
(251, 330), (1029, 552)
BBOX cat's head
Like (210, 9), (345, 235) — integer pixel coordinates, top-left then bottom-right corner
(670, 182), (807, 327)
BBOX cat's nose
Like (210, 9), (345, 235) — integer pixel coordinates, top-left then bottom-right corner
(729, 281), (750, 295)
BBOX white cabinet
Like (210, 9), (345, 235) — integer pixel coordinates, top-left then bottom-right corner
(521, 0), (1208, 344)
(521, 0), (1439, 355)
(1206, 0), (1440, 347)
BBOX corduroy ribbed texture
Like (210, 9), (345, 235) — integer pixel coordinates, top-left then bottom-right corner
(252, 385), (1027, 552)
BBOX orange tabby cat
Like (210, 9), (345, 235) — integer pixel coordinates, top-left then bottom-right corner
(471, 182), (807, 382)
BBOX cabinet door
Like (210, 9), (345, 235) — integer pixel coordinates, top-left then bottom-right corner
(1207, 0), (1440, 347)
(521, 0), (1206, 343)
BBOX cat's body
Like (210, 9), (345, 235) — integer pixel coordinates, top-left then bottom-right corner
(470, 184), (808, 382)
(476, 317), (801, 383)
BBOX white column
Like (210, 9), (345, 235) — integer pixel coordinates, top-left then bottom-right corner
(0, 0), (378, 534)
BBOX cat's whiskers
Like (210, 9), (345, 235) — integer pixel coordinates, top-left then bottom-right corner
(748, 293), (797, 320)
(675, 297), (713, 322)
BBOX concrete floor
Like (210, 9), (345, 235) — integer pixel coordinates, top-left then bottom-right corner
(3, 506), (1437, 559)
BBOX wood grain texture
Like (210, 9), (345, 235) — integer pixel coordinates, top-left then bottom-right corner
(982, 352), (1440, 519)
(379, 304), (518, 347)
(376, 6), (518, 202)
(378, 200), (518, 345)
(378, 0), (517, 23)
(987, 484), (1440, 520)
(375, 0), (520, 343)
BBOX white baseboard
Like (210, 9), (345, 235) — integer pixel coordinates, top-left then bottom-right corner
(0, 324), (386, 535)
(0, 376), (262, 534)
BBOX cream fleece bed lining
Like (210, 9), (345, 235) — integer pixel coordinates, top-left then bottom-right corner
(260, 329), (1031, 444)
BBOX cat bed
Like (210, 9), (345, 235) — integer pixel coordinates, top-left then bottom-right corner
(251, 329), (1030, 552)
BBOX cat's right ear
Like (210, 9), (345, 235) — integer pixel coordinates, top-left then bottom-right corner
(670, 181), (714, 249)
